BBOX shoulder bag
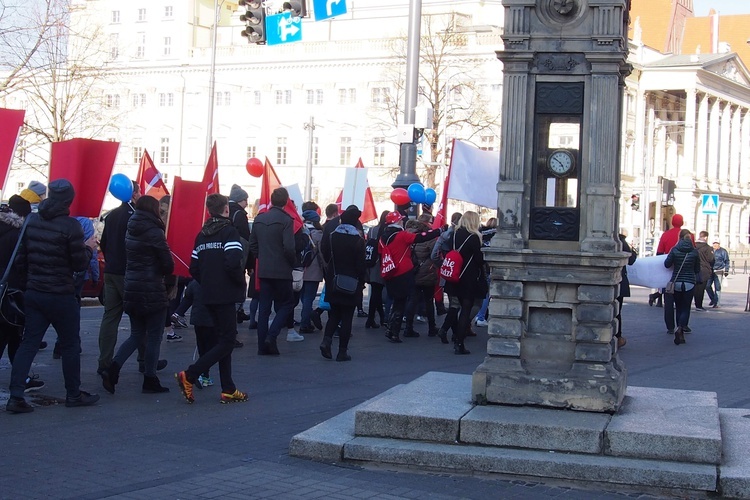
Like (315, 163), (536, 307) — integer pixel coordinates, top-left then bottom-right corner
(330, 233), (358, 295)
(0, 216), (30, 326)
(665, 253), (687, 295)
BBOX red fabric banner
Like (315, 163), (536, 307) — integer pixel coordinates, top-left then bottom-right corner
(49, 138), (120, 217)
(167, 176), (206, 277)
(334, 158), (378, 224)
(202, 142), (219, 195)
(0, 108), (25, 193)
(432, 139), (454, 229)
(257, 157), (302, 232)
(136, 150), (169, 200)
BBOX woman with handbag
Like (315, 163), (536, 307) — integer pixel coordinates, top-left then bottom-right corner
(319, 206), (366, 361)
(664, 229), (700, 345)
(102, 196), (174, 394)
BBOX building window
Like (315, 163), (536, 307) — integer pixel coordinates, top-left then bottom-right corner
(373, 137), (385, 166)
(306, 90), (314, 105)
(137, 8), (147, 22)
(111, 10), (120, 23)
(132, 93), (146, 108)
(479, 135), (496, 151)
(136, 33), (145, 58)
(163, 37), (171, 56)
(275, 90), (283, 105)
(160, 138), (170, 164)
(348, 88), (356, 104)
(316, 89), (324, 105)
(253, 91), (261, 105)
(246, 145), (256, 160)
(338, 89), (346, 104)
(313, 137), (319, 166)
(105, 94), (120, 109)
(164, 6), (173, 18)
(132, 145), (143, 164)
(159, 93), (174, 107)
(109, 33), (119, 59)
(16, 182), (23, 192)
(340, 137), (351, 165)
(215, 91), (231, 106)
(276, 137), (287, 165)
(275, 90), (291, 104)
(338, 88), (356, 105)
(371, 87), (389, 104)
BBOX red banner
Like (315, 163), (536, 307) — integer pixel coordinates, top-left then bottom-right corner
(257, 157), (302, 232)
(0, 108), (25, 194)
(202, 142), (219, 195)
(167, 176), (206, 277)
(49, 138), (120, 217)
(136, 150), (169, 200)
(334, 158), (378, 224)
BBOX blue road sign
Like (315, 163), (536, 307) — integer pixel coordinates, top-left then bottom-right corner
(266, 12), (302, 46)
(313, 0), (347, 21)
(701, 193), (719, 215)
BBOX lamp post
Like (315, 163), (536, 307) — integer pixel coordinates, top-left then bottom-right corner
(205, 0), (222, 159)
(303, 116), (316, 200)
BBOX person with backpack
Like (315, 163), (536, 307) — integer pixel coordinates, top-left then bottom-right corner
(379, 211), (441, 344)
(432, 212), (462, 344)
(403, 217), (439, 338)
(298, 209), (324, 334)
(443, 211), (487, 355)
(364, 210), (389, 329)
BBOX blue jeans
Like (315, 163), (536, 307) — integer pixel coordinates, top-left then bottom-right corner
(673, 289), (694, 330)
(115, 309), (166, 377)
(299, 281), (319, 329)
(706, 272), (721, 304)
(257, 278), (294, 345)
(10, 291), (81, 399)
(475, 275), (491, 321)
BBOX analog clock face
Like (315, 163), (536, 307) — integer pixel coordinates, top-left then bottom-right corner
(548, 150), (575, 177)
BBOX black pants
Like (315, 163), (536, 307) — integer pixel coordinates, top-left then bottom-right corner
(186, 303), (236, 394)
(663, 292), (677, 332)
(0, 323), (22, 362)
(455, 296), (475, 346)
(693, 280), (707, 309)
(324, 304), (354, 354)
(405, 285), (436, 333)
(367, 283), (385, 324)
(615, 296), (624, 338)
(194, 325), (214, 378)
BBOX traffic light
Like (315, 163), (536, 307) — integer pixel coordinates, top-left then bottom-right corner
(240, 0), (266, 44)
(287, 0), (307, 17)
(630, 194), (640, 211)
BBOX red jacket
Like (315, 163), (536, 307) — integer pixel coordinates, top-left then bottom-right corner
(656, 214), (692, 255)
(380, 225), (440, 279)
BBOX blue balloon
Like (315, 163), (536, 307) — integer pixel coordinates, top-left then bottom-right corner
(407, 183), (425, 204)
(424, 188), (437, 205)
(109, 173), (133, 202)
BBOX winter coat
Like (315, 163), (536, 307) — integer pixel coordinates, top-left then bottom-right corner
(444, 228), (486, 300)
(320, 215), (363, 264)
(695, 241), (715, 283)
(366, 225), (385, 285)
(190, 216), (245, 305)
(664, 238), (701, 291)
(123, 210), (174, 316)
(248, 206), (296, 280)
(17, 191), (91, 295)
(379, 224), (441, 279)
(323, 224), (366, 307)
(184, 279), (213, 327)
(0, 211), (24, 289)
(100, 201), (134, 275)
(410, 222), (438, 288)
(618, 235), (637, 298)
(302, 225), (324, 282)
(228, 201), (251, 241)
(713, 247), (730, 273)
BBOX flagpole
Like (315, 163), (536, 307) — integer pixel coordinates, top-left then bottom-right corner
(205, 0), (220, 159)
(303, 116), (315, 200)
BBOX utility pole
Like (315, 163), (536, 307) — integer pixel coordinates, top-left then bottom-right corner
(303, 116), (316, 200)
(205, 0), (221, 159)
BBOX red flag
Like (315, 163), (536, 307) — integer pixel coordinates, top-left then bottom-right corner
(49, 138), (120, 217)
(136, 150), (169, 200)
(257, 157), (303, 232)
(167, 176), (206, 277)
(0, 108), (25, 192)
(432, 140), (455, 229)
(335, 158), (378, 224)
(202, 142), (219, 195)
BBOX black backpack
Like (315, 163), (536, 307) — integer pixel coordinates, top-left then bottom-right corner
(299, 232), (317, 268)
(364, 228), (380, 268)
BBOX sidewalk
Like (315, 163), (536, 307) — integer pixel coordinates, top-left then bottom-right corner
(0, 278), (748, 499)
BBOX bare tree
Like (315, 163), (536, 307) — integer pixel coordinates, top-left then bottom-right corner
(371, 13), (502, 188)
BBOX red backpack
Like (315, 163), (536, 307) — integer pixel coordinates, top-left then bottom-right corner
(439, 234), (472, 283)
(380, 233), (408, 279)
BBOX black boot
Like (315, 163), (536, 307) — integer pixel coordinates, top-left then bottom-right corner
(142, 375), (170, 393)
(102, 361), (121, 394)
(320, 336), (333, 359)
(336, 350), (351, 361)
(454, 343), (471, 355)
(437, 328), (449, 344)
(365, 320), (380, 328)
(264, 337), (280, 356)
(403, 326), (420, 338)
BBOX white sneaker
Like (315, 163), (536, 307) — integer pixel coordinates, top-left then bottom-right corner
(475, 319), (488, 327)
(286, 331), (305, 342)
(415, 315), (426, 323)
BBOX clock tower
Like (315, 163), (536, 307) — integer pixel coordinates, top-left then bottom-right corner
(472, 0), (632, 412)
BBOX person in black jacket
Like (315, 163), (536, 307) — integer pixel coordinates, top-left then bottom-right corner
(6, 179), (99, 413)
(615, 233), (637, 349)
(176, 194), (247, 404)
(319, 206), (366, 361)
(228, 184), (253, 325)
(664, 229), (701, 345)
(102, 196), (175, 394)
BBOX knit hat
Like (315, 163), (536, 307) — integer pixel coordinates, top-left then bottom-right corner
(47, 179), (75, 207)
(340, 206), (361, 225)
(28, 180), (47, 198)
(229, 184), (249, 203)
(8, 195), (31, 217)
(302, 209), (320, 223)
(385, 211), (404, 225)
(671, 214), (684, 228)
(19, 189), (41, 204)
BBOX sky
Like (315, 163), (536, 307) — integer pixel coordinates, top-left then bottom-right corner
(692, 0), (750, 16)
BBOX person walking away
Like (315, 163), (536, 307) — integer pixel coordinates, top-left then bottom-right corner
(379, 211), (441, 343)
(319, 206), (366, 361)
(615, 233), (637, 348)
(6, 179), (99, 413)
(432, 212), (463, 344)
(176, 193), (247, 403)
(365, 211), (389, 329)
(183, 279), (216, 387)
(655, 214), (690, 335)
(228, 184), (252, 326)
(248, 187), (296, 356)
(664, 229), (700, 345)
(298, 209), (324, 333)
(693, 231), (714, 311)
(403, 217), (439, 338)
(102, 196), (175, 394)
(707, 241), (730, 308)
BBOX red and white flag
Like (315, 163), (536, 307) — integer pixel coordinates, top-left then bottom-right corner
(0, 108), (25, 193)
(136, 150), (169, 200)
(202, 142), (219, 195)
(335, 158), (378, 224)
(258, 157), (303, 232)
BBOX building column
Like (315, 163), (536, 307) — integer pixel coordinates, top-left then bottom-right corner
(695, 93), (709, 179)
(730, 106), (743, 186)
(681, 89), (697, 180)
(707, 98), (721, 184)
(720, 103), (732, 185)
(741, 110), (750, 187)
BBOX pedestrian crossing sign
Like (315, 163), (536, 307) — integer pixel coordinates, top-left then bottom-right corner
(701, 194), (719, 215)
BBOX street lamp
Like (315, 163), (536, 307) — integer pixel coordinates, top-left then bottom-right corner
(303, 116), (316, 200)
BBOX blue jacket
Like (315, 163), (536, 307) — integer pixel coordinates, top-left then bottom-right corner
(713, 247), (730, 272)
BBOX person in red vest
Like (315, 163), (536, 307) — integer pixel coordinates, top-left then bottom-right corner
(379, 211), (441, 343)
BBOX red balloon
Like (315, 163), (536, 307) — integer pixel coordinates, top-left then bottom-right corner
(246, 157), (264, 177)
(390, 188), (410, 205)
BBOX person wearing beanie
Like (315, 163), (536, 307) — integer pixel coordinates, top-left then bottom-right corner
(298, 208), (324, 334)
(227, 184), (252, 331)
(8, 195), (31, 218)
(27, 180), (47, 200)
(6, 179), (100, 413)
(654, 213), (694, 337)
(19, 189), (41, 206)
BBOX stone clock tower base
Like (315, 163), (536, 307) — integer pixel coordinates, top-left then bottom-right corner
(472, 248), (627, 412)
